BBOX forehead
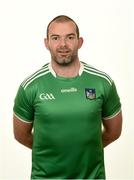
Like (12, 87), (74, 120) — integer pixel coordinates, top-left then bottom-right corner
(48, 21), (77, 36)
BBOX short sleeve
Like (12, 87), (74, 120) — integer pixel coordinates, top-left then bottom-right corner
(13, 85), (34, 122)
(102, 81), (121, 119)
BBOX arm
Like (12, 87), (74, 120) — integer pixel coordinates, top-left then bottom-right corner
(102, 111), (122, 148)
(13, 114), (33, 149)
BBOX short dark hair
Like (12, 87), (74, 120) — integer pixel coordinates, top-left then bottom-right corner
(46, 15), (80, 39)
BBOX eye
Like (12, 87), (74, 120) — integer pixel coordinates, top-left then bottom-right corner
(68, 36), (74, 40)
(51, 36), (59, 41)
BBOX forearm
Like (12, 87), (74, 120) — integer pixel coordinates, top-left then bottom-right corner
(102, 129), (120, 148)
(102, 130), (114, 147)
(15, 133), (33, 149)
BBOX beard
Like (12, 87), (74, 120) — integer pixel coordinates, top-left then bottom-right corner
(49, 47), (78, 66)
(53, 55), (77, 66)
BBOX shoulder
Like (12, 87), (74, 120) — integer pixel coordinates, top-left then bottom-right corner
(81, 61), (113, 86)
(20, 63), (50, 90)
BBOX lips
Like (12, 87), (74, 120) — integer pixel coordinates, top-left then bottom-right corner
(58, 50), (70, 53)
(57, 51), (70, 57)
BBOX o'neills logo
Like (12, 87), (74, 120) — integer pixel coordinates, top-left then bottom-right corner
(61, 87), (77, 93)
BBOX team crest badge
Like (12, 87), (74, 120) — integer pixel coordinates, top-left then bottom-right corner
(85, 88), (96, 100)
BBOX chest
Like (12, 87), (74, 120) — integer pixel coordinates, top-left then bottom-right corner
(33, 80), (104, 119)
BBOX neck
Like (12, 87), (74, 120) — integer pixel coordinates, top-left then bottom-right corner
(51, 59), (80, 78)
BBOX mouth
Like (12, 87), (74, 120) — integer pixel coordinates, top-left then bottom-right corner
(58, 50), (70, 53)
(57, 50), (70, 57)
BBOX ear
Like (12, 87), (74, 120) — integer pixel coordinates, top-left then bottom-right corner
(44, 38), (49, 50)
(78, 37), (83, 49)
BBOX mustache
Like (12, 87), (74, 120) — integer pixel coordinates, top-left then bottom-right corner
(57, 47), (71, 52)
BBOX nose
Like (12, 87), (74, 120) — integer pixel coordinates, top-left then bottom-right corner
(59, 37), (66, 46)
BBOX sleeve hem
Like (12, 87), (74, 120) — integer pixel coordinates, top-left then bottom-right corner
(13, 112), (33, 124)
(103, 108), (121, 120)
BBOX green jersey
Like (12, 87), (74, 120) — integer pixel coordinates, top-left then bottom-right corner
(13, 61), (121, 179)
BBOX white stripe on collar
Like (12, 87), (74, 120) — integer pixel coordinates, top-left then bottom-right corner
(48, 61), (84, 77)
(48, 62), (57, 77)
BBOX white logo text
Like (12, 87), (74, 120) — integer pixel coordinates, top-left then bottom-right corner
(39, 93), (55, 100)
(61, 87), (77, 93)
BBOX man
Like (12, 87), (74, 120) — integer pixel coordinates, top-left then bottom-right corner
(13, 15), (122, 179)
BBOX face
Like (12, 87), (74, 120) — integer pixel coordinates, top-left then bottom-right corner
(45, 21), (83, 66)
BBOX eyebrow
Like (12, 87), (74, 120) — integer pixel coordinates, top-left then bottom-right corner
(50, 33), (76, 38)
